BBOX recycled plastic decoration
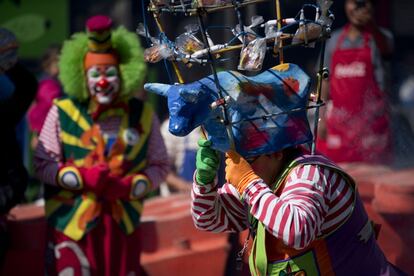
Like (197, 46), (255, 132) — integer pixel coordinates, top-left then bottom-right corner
(139, 0), (334, 156)
(145, 63), (313, 157)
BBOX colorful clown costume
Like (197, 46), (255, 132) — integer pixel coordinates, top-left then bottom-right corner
(191, 152), (401, 275)
(34, 15), (169, 275)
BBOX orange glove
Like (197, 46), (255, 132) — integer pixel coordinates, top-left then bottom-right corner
(225, 151), (261, 194)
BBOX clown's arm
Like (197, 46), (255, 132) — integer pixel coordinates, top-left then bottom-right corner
(191, 139), (250, 232)
(192, 181), (250, 233)
(191, 147), (354, 250)
(34, 105), (63, 186)
(226, 151), (354, 250)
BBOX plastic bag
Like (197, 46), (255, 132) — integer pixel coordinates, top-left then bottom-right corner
(175, 24), (204, 54)
(317, 0), (334, 26)
(136, 23), (159, 45)
(292, 23), (322, 45)
(292, 9), (321, 45)
(232, 15), (263, 44)
(144, 44), (173, 63)
(238, 38), (266, 71)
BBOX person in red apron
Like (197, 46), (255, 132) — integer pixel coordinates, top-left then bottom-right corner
(317, 0), (393, 164)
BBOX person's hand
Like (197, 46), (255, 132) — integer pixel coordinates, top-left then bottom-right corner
(195, 138), (220, 185)
(104, 173), (151, 201)
(57, 163), (110, 195)
(225, 151), (261, 194)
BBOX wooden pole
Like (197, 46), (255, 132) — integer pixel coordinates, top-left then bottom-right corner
(275, 0), (284, 64)
(152, 11), (185, 84)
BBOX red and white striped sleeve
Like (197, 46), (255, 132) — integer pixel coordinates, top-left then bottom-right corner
(244, 164), (354, 250)
(34, 105), (62, 186)
(191, 180), (250, 233)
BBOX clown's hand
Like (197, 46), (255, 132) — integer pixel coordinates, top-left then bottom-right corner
(225, 151), (260, 194)
(195, 138), (220, 185)
(57, 163), (110, 195)
(104, 173), (151, 201)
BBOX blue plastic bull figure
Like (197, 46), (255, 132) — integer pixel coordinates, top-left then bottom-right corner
(144, 63), (313, 158)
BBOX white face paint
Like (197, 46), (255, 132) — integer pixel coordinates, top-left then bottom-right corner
(86, 65), (120, 105)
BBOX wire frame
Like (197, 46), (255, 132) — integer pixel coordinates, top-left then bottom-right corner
(141, 0), (334, 152)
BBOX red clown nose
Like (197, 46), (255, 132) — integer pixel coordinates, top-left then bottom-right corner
(97, 78), (110, 90)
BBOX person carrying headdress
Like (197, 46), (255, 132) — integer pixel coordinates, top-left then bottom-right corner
(189, 69), (404, 275)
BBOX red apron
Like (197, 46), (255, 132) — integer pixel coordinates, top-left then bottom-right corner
(318, 25), (392, 164)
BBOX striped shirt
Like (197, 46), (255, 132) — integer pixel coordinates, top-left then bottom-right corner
(191, 162), (354, 250)
(34, 104), (169, 189)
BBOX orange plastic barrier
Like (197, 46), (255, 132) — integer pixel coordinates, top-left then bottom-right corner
(1, 204), (45, 276)
(372, 168), (414, 275)
(0, 194), (230, 276)
(140, 194), (230, 276)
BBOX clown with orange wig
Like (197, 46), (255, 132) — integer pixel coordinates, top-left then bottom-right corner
(34, 15), (169, 275)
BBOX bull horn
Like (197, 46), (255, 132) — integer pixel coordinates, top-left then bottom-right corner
(144, 83), (171, 97)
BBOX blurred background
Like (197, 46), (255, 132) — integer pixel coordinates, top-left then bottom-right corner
(1, 0), (414, 275)
(1, 0), (414, 167)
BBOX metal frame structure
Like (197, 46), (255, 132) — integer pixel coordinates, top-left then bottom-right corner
(139, 0), (334, 152)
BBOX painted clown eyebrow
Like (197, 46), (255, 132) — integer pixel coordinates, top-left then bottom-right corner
(88, 65), (118, 75)
(105, 67), (118, 76)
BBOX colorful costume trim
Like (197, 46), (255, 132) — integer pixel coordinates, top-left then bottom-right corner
(130, 174), (151, 199)
(57, 166), (84, 190)
(45, 97), (153, 240)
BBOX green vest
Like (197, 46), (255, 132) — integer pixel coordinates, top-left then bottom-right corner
(45, 97), (154, 240)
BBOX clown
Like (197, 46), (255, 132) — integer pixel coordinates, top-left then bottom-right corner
(185, 78), (403, 275)
(34, 15), (169, 275)
(193, 139), (403, 275)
